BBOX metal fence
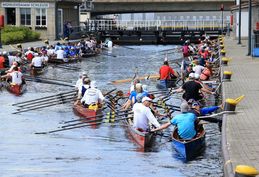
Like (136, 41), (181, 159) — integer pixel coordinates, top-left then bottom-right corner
(81, 19), (230, 32)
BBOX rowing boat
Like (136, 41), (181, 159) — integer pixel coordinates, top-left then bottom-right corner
(48, 57), (82, 64)
(123, 117), (155, 150)
(6, 83), (27, 96)
(30, 66), (47, 76)
(172, 126), (206, 161)
(73, 102), (102, 128)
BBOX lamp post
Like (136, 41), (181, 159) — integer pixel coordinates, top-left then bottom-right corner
(237, 0), (242, 44)
(221, 4), (224, 34)
(247, 0), (252, 56)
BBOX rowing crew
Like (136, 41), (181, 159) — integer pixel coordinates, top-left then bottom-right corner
(74, 72), (105, 108)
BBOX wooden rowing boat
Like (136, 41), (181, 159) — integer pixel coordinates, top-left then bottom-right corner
(30, 66), (47, 76)
(123, 118), (155, 150)
(172, 126), (206, 161)
(6, 83), (27, 96)
(48, 57), (82, 64)
(73, 102), (102, 128)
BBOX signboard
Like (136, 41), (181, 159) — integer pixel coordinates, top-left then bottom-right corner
(2, 2), (49, 8)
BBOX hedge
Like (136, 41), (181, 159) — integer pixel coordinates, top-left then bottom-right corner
(1, 26), (40, 44)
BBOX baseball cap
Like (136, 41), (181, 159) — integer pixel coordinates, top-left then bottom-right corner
(189, 73), (195, 78)
(142, 96), (152, 103)
(192, 102), (200, 107)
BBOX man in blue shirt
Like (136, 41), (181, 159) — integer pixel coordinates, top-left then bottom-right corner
(151, 102), (198, 140)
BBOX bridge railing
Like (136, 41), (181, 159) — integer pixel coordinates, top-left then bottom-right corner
(82, 19), (230, 32)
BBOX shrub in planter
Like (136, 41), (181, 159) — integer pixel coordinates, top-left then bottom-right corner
(1, 26), (40, 44)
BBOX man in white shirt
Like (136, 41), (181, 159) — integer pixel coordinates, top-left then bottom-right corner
(31, 53), (44, 68)
(1, 67), (23, 85)
(192, 60), (204, 75)
(133, 97), (160, 132)
(56, 48), (65, 61)
(81, 81), (104, 107)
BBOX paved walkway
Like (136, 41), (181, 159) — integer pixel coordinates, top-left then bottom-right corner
(222, 37), (259, 176)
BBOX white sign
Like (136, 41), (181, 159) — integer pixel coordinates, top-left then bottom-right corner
(2, 2), (49, 8)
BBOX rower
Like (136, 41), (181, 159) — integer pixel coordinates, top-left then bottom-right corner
(1, 66), (24, 85)
(173, 73), (215, 102)
(132, 97), (161, 132)
(30, 53), (44, 69)
(151, 102), (199, 140)
(56, 47), (65, 62)
(80, 81), (104, 108)
(159, 60), (179, 88)
(75, 72), (88, 90)
(25, 47), (35, 61)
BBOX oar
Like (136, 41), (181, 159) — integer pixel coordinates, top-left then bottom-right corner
(25, 75), (73, 84)
(114, 44), (135, 50)
(101, 53), (117, 57)
(12, 90), (77, 106)
(62, 107), (131, 124)
(60, 111), (133, 128)
(13, 99), (75, 114)
(35, 116), (134, 134)
(52, 65), (80, 71)
(17, 96), (76, 110)
(26, 77), (75, 87)
(198, 111), (236, 121)
(111, 74), (160, 84)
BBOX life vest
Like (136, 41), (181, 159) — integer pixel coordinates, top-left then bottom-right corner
(200, 68), (212, 81)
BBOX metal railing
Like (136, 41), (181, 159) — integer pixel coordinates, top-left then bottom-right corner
(82, 19), (230, 32)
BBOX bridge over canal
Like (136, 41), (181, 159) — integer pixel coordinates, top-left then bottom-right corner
(88, 0), (235, 15)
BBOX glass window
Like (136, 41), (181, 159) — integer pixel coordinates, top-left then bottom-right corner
(20, 8), (31, 25)
(35, 8), (47, 26)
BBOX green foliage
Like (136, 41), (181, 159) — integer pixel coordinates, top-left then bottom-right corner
(1, 26), (40, 44)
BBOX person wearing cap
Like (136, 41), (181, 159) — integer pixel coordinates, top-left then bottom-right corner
(188, 101), (222, 117)
(122, 83), (148, 110)
(80, 81), (105, 108)
(151, 102), (199, 140)
(192, 60), (204, 75)
(159, 60), (179, 88)
(132, 96), (161, 132)
(173, 72), (215, 101)
(75, 72), (88, 89)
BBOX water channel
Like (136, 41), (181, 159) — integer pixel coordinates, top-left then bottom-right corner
(0, 45), (223, 177)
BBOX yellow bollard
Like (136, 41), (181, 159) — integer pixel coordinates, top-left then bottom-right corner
(221, 49), (226, 56)
(222, 57), (231, 65)
(105, 112), (110, 123)
(223, 71), (232, 81)
(220, 44), (225, 49)
(224, 95), (245, 111)
(235, 165), (259, 177)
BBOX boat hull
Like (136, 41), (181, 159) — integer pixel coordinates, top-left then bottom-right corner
(73, 103), (102, 128)
(123, 118), (155, 150)
(172, 126), (206, 161)
(6, 83), (26, 96)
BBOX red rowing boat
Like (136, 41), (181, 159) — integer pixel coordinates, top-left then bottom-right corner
(6, 83), (26, 96)
(123, 118), (155, 151)
(73, 102), (102, 128)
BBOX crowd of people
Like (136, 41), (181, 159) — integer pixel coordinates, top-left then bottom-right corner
(127, 36), (222, 141)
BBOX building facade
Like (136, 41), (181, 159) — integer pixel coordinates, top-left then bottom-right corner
(0, 0), (82, 40)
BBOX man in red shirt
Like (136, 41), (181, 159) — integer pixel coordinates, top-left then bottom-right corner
(158, 61), (179, 89)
